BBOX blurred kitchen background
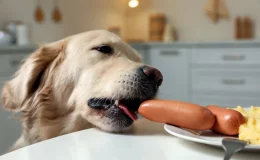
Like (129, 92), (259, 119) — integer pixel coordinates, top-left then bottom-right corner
(1, 0), (260, 155)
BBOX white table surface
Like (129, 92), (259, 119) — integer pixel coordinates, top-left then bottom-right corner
(0, 119), (260, 160)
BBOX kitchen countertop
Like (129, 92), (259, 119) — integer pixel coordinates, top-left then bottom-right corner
(1, 39), (260, 52)
(1, 39), (260, 51)
(0, 44), (36, 52)
(0, 119), (260, 160)
(130, 39), (260, 49)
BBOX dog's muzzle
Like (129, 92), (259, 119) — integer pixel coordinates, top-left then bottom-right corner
(87, 65), (163, 128)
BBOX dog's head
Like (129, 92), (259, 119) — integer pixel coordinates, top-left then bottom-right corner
(1, 30), (163, 132)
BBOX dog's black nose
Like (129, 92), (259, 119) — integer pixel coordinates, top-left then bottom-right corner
(140, 66), (163, 87)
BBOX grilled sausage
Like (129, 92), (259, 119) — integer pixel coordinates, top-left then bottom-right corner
(206, 105), (245, 135)
(138, 100), (216, 130)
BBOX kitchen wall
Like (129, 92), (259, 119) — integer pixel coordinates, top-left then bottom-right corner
(0, 0), (127, 43)
(126, 0), (260, 41)
(1, 0), (260, 43)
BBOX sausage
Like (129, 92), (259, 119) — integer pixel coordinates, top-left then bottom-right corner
(138, 100), (216, 130)
(206, 105), (245, 136)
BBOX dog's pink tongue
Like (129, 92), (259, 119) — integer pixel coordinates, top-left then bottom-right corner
(119, 104), (138, 121)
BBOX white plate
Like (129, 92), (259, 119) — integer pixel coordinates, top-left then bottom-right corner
(164, 124), (260, 151)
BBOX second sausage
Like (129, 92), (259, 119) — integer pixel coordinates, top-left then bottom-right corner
(206, 105), (245, 136)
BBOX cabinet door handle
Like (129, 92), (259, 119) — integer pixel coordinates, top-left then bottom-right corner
(10, 60), (20, 66)
(222, 55), (245, 61)
(222, 79), (246, 85)
(160, 50), (179, 56)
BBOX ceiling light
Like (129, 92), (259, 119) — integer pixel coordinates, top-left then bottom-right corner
(128, 0), (139, 8)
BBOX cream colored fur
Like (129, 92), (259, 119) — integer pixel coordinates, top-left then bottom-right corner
(1, 30), (145, 152)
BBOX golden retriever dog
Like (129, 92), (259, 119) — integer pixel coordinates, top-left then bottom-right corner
(1, 30), (163, 152)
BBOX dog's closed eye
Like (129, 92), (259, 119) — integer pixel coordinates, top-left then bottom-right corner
(92, 45), (113, 55)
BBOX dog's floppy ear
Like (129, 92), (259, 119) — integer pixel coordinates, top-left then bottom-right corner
(1, 40), (67, 112)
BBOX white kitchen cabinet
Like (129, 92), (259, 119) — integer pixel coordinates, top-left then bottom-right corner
(132, 45), (150, 65)
(0, 77), (22, 155)
(149, 48), (190, 102)
(191, 46), (260, 107)
(0, 53), (29, 75)
(0, 46), (34, 155)
(131, 42), (260, 108)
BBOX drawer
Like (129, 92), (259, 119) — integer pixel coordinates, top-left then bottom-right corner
(191, 48), (260, 66)
(150, 48), (190, 101)
(0, 53), (29, 75)
(191, 95), (260, 108)
(192, 68), (260, 94)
